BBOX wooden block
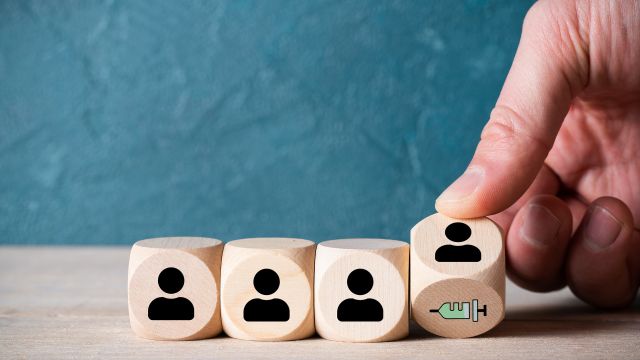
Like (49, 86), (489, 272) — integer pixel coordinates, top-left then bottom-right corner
(315, 238), (409, 342)
(410, 213), (505, 338)
(128, 237), (224, 340)
(220, 238), (315, 341)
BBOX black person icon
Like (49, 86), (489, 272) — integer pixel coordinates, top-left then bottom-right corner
(243, 268), (290, 322)
(337, 268), (383, 322)
(435, 222), (482, 262)
(148, 267), (195, 320)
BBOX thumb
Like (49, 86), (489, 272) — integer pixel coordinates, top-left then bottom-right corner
(436, 1), (587, 218)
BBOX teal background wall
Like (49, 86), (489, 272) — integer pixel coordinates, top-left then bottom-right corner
(0, 0), (533, 244)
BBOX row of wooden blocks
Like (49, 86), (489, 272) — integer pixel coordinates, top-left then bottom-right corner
(128, 213), (505, 341)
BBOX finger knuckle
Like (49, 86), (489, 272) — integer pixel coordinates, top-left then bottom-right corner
(481, 105), (553, 154)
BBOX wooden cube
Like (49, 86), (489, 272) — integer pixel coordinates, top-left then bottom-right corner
(315, 239), (409, 342)
(410, 213), (505, 338)
(128, 237), (224, 340)
(220, 238), (315, 341)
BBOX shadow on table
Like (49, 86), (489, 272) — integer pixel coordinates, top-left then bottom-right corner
(403, 300), (640, 341)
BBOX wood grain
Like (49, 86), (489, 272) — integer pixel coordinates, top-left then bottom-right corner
(0, 246), (639, 359)
(315, 239), (409, 342)
(220, 238), (315, 341)
(128, 237), (223, 340)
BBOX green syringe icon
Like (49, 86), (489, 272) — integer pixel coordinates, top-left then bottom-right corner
(430, 299), (487, 322)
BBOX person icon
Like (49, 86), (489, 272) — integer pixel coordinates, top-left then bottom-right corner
(148, 267), (195, 320)
(243, 268), (290, 322)
(435, 222), (482, 262)
(337, 268), (383, 322)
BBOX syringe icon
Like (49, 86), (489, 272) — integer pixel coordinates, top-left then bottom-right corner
(429, 299), (487, 322)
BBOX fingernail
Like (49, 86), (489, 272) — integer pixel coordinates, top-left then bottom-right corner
(437, 167), (484, 203)
(519, 203), (561, 248)
(584, 206), (622, 250)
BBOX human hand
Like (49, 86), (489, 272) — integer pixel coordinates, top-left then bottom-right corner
(435, 0), (640, 308)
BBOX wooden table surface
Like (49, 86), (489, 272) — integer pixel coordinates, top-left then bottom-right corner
(1, 246), (638, 359)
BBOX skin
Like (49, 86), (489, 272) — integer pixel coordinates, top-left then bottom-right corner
(435, 0), (640, 308)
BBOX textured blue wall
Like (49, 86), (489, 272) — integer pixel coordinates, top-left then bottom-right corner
(0, 0), (533, 244)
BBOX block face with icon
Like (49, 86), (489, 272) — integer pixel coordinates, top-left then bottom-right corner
(128, 237), (224, 340)
(315, 239), (409, 342)
(410, 213), (505, 338)
(220, 238), (316, 341)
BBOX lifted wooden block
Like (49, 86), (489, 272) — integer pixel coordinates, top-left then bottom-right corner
(410, 213), (505, 338)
